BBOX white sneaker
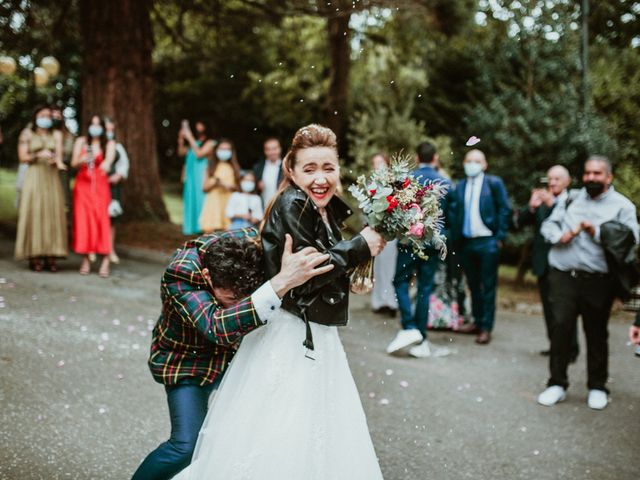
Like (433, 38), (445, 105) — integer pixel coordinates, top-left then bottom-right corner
(537, 386), (566, 406)
(408, 341), (452, 358)
(386, 329), (423, 354)
(587, 389), (608, 410)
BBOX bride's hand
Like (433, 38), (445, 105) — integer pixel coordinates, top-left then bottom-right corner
(270, 234), (334, 298)
(359, 226), (386, 257)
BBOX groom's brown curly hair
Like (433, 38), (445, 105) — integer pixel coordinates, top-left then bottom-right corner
(202, 235), (265, 298)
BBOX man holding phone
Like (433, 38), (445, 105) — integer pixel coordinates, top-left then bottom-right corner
(515, 165), (577, 358)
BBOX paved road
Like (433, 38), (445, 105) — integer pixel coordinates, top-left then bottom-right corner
(0, 236), (638, 480)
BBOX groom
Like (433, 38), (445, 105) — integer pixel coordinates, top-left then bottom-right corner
(132, 228), (333, 479)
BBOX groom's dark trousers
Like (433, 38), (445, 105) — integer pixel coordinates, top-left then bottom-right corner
(132, 381), (217, 480)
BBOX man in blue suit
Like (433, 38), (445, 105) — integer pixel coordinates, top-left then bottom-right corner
(452, 149), (511, 345)
(386, 141), (452, 358)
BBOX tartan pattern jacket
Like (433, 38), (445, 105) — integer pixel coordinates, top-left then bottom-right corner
(148, 229), (265, 386)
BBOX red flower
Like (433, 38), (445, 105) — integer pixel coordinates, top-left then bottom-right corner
(403, 178), (411, 188)
(386, 195), (399, 212)
(369, 189), (377, 196)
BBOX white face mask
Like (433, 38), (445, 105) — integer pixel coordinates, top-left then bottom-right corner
(216, 149), (232, 161)
(464, 162), (483, 177)
(240, 181), (255, 193)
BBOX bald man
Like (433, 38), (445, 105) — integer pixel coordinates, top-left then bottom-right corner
(451, 150), (512, 345)
(516, 166), (579, 358)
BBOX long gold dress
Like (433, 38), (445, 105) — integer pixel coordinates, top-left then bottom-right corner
(14, 131), (68, 260)
(199, 162), (236, 232)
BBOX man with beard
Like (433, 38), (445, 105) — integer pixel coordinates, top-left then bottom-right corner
(537, 156), (638, 410)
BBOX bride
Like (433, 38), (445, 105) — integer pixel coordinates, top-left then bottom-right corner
(174, 124), (386, 480)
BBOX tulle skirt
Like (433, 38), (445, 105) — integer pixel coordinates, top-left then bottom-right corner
(174, 308), (384, 480)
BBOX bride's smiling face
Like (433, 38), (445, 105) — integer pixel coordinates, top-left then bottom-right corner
(289, 147), (340, 209)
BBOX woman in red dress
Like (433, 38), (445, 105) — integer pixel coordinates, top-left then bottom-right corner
(71, 115), (116, 278)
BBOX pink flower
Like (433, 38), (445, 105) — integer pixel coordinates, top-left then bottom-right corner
(408, 222), (425, 238)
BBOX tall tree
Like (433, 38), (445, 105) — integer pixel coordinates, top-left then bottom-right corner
(80, 0), (168, 221)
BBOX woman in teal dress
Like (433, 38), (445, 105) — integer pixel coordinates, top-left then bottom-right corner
(178, 120), (216, 235)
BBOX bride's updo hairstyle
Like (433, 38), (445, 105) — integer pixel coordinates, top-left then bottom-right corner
(262, 124), (338, 223)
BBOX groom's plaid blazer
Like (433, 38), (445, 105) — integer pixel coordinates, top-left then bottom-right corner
(148, 228), (265, 386)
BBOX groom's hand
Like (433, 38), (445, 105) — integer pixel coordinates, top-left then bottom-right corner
(270, 234), (334, 299)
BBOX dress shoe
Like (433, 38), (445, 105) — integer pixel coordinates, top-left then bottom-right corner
(386, 329), (423, 354)
(475, 331), (491, 345)
(587, 389), (608, 410)
(456, 323), (479, 334)
(408, 340), (452, 358)
(537, 386), (566, 406)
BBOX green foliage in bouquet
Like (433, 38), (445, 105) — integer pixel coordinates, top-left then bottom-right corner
(348, 154), (446, 260)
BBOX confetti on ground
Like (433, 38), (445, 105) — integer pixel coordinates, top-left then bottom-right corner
(58, 315), (65, 321)
(385, 369), (394, 376)
(112, 319), (120, 326)
(369, 392), (376, 398)
(98, 408), (106, 414)
(57, 360), (65, 367)
(379, 398), (390, 405)
(400, 381), (409, 388)
(476, 396), (483, 403)
(466, 136), (481, 146)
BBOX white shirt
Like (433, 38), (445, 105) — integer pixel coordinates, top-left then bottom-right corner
(251, 281), (282, 323)
(225, 192), (264, 222)
(464, 172), (493, 238)
(114, 143), (130, 179)
(261, 159), (281, 206)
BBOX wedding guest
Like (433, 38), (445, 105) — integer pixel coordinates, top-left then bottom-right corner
(71, 115), (115, 278)
(369, 153), (398, 317)
(199, 139), (240, 233)
(179, 120), (216, 235)
(176, 124), (386, 479)
(14, 105), (68, 271)
(225, 170), (263, 229)
(104, 117), (130, 264)
(452, 149), (512, 345)
(514, 165), (579, 359)
(51, 106), (75, 218)
(253, 137), (283, 206)
(387, 142), (452, 357)
(132, 229), (334, 479)
(537, 156), (639, 410)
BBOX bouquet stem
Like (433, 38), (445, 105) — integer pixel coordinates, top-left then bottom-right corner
(350, 258), (374, 295)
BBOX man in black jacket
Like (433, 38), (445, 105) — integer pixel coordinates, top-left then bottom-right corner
(516, 165), (578, 359)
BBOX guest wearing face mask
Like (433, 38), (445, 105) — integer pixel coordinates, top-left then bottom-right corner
(179, 120), (217, 235)
(225, 170), (263, 230)
(199, 139), (240, 233)
(15, 105), (68, 272)
(537, 156), (639, 410)
(451, 149), (512, 345)
(104, 117), (130, 264)
(51, 107), (75, 221)
(71, 115), (116, 278)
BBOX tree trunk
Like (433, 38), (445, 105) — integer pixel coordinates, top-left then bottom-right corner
(515, 241), (531, 286)
(80, 0), (168, 221)
(324, 13), (351, 146)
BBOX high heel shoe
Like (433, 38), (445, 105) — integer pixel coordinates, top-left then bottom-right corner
(29, 258), (43, 272)
(98, 258), (110, 278)
(46, 257), (58, 272)
(79, 257), (91, 275)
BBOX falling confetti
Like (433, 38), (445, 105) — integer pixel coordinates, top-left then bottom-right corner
(466, 136), (481, 147)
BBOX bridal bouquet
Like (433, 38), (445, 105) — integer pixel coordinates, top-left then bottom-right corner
(348, 155), (447, 293)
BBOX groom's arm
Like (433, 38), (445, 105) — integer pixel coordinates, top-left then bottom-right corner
(165, 277), (281, 347)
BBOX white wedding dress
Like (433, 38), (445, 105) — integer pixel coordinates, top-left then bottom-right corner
(174, 308), (384, 480)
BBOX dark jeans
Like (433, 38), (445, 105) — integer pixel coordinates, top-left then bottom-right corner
(393, 248), (440, 338)
(461, 237), (500, 332)
(132, 381), (218, 480)
(547, 269), (614, 392)
(538, 273), (579, 356)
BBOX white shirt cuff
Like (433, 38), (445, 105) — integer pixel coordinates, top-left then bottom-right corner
(251, 281), (282, 324)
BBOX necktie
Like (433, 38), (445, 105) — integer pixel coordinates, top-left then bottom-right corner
(463, 179), (474, 238)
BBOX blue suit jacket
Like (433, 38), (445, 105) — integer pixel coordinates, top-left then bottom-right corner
(451, 174), (511, 242)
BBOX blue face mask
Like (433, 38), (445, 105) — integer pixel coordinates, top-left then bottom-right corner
(88, 125), (104, 138)
(106, 132), (115, 141)
(217, 149), (232, 162)
(35, 117), (52, 130)
(464, 162), (483, 178)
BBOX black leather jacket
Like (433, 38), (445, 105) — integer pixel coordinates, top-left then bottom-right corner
(261, 186), (371, 348)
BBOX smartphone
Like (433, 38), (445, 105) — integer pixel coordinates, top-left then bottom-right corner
(181, 119), (189, 130)
(537, 176), (549, 188)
